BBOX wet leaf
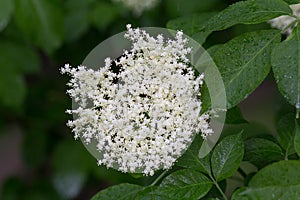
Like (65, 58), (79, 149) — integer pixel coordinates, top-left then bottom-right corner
(232, 160), (300, 199)
(272, 25), (300, 107)
(244, 138), (284, 168)
(211, 133), (244, 181)
(202, 0), (291, 31)
(91, 183), (143, 200)
(214, 30), (281, 108)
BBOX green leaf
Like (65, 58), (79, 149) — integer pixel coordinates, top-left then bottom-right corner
(135, 186), (160, 200)
(91, 183), (143, 200)
(250, 160), (300, 186)
(226, 106), (248, 124)
(167, 12), (216, 44)
(244, 138), (284, 168)
(14, 0), (63, 53)
(64, 0), (90, 42)
(211, 133), (244, 181)
(276, 113), (296, 156)
(0, 0), (13, 31)
(176, 134), (211, 174)
(153, 169), (213, 200)
(294, 120), (300, 156)
(90, 2), (119, 31)
(214, 30), (281, 108)
(232, 160), (300, 199)
(272, 25), (300, 107)
(283, 0), (300, 4)
(202, 0), (291, 32)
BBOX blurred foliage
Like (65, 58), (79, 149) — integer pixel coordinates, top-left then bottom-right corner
(0, 0), (289, 199)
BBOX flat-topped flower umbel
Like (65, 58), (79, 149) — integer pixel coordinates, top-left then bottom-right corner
(61, 25), (212, 175)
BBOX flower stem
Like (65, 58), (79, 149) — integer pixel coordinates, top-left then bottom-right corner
(209, 174), (228, 200)
(150, 170), (168, 186)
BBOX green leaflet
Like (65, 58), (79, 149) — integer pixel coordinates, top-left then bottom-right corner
(272, 25), (300, 108)
(176, 134), (211, 174)
(244, 138), (284, 168)
(14, 0), (63, 53)
(167, 12), (216, 44)
(211, 133), (244, 181)
(232, 160), (300, 199)
(91, 183), (143, 200)
(0, 0), (13, 31)
(202, 0), (291, 32)
(151, 169), (213, 200)
(276, 113), (296, 157)
(213, 30), (281, 108)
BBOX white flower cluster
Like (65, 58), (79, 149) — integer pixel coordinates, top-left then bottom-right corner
(61, 25), (213, 175)
(269, 3), (300, 35)
(112, 0), (159, 15)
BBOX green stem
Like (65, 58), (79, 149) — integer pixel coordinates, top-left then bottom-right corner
(150, 170), (168, 186)
(209, 174), (228, 200)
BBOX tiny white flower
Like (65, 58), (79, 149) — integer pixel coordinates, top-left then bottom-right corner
(61, 25), (213, 175)
(269, 3), (300, 35)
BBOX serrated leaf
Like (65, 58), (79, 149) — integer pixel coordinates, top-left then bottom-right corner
(211, 133), (244, 181)
(226, 106), (248, 124)
(214, 30), (281, 108)
(0, 0), (13, 31)
(167, 13), (216, 44)
(244, 138), (284, 168)
(153, 169), (213, 200)
(14, 0), (63, 53)
(176, 134), (211, 174)
(249, 161), (300, 186)
(272, 25), (300, 107)
(232, 160), (300, 199)
(91, 183), (143, 200)
(135, 186), (160, 200)
(202, 0), (291, 32)
(294, 120), (300, 156)
(276, 113), (296, 156)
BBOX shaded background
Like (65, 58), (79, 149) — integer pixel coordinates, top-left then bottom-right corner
(0, 0), (294, 199)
